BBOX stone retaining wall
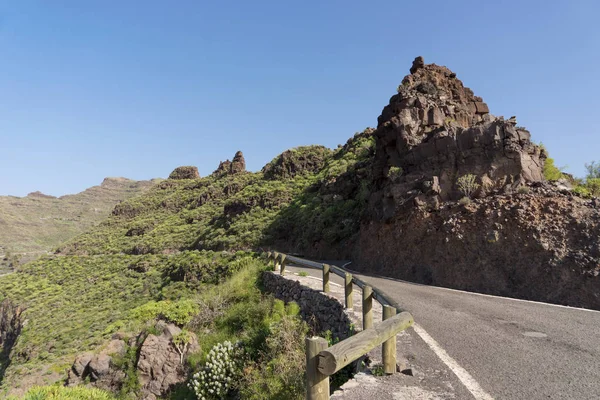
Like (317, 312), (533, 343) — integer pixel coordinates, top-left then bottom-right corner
(261, 271), (353, 340)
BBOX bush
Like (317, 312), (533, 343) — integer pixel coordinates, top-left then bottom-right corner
(585, 161), (600, 179)
(458, 197), (471, 205)
(543, 157), (563, 181)
(387, 166), (403, 182)
(239, 301), (308, 400)
(10, 385), (117, 400)
(573, 185), (591, 198)
(457, 174), (479, 198)
(189, 341), (245, 399)
(130, 299), (199, 326)
(585, 178), (600, 197)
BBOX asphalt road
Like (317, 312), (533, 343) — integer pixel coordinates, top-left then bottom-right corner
(287, 262), (600, 400)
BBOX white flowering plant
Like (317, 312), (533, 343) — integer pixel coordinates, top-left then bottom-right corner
(189, 340), (244, 400)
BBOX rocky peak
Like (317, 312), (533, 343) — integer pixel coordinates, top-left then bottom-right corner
(168, 166), (200, 180)
(26, 191), (56, 199)
(231, 151), (246, 174)
(371, 57), (545, 218)
(213, 151), (246, 176)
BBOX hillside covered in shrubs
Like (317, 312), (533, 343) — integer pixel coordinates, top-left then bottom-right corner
(0, 136), (375, 399)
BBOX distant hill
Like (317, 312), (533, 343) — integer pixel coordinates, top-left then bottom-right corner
(0, 177), (158, 266)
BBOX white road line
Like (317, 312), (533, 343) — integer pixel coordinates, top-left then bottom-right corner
(412, 323), (494, 400)
(345, 268), (600, 314)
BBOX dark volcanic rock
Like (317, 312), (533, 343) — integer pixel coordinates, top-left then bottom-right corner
(231, 151), (246, 174)
(354, 57), (600, 310)
(213, 151), (246, 176)
(371, 56), (545, 219)
(67, 323), (198, 399)
(137, 322), (199, 400)
(168, 166), (200, 180)
(358, 187), (600, 309)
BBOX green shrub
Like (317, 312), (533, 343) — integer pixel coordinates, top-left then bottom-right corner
(9, 385), (117, 400)
(458, 196), (471, 205)
(189, 341), (245, 399)
(585, 178), (600, 197)
(543, 157), (563, 181)
(239, 301), (308, 400)
(457, 174), (480, 198)
(585, 161), (600, 179)
(387, 166), (403, 182)
(130, 299), (199, 326)
(573, 185), (592, 198)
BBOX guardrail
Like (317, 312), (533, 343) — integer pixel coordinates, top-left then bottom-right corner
(266, 251), (414, 400)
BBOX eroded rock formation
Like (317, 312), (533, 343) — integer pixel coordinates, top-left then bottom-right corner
(354, 57), (599, 309)
(213, 151), (246, 176)
(370, 57), (545, 220)
(168, 166), (200, 180)
(67, 323), (198, 399)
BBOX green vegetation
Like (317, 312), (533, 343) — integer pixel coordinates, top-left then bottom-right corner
(0, 177), (156, 267)
(0, 133), (377, 397)
(456, 174), (479, 198)
(0, 253), (313, 399)
(543, 156), (564, 181)
(266, 130), (375, 252)
(8, 385), (117, 400)
(387, 166), (403, 182)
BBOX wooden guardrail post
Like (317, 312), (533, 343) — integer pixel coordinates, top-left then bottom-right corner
(306, 337), (329, 400)
(344, 273), (353, 309)
(362, 285), (373, 330)
(272, 252), (279, 271)
(382, 305), (397, 374)
(280, 254), (288, 276)
(322, 264), (330, 293)
(317, 311), (413, 376)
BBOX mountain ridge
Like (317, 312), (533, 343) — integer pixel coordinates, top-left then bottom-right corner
(0, 177), (158, 266)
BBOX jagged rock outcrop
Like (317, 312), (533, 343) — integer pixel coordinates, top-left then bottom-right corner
(137, 322), (198, 399)
(231, 151), (246, 174)
(67, 338), (127, 392)
(67, 323), (198, 399)
(262, 146), (332, 180)
(168, 166), (200, 180)
(370, 56), (545, 220)
(0, 299), (23, 376)
(213, 151), (246, 176)
(355, 57), (600, 310)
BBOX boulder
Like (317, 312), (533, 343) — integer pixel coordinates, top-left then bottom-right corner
(137, 323), (199, 399)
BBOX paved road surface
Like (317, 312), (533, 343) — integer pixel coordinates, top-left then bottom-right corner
(287, 262), (600, 400)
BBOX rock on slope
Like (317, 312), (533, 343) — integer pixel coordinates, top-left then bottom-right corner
(355, 57), (599, 309)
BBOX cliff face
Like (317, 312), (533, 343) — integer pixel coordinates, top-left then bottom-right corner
(355, 57), (599, 309)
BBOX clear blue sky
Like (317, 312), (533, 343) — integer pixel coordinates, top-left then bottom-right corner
(1, 1), (598, 196)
